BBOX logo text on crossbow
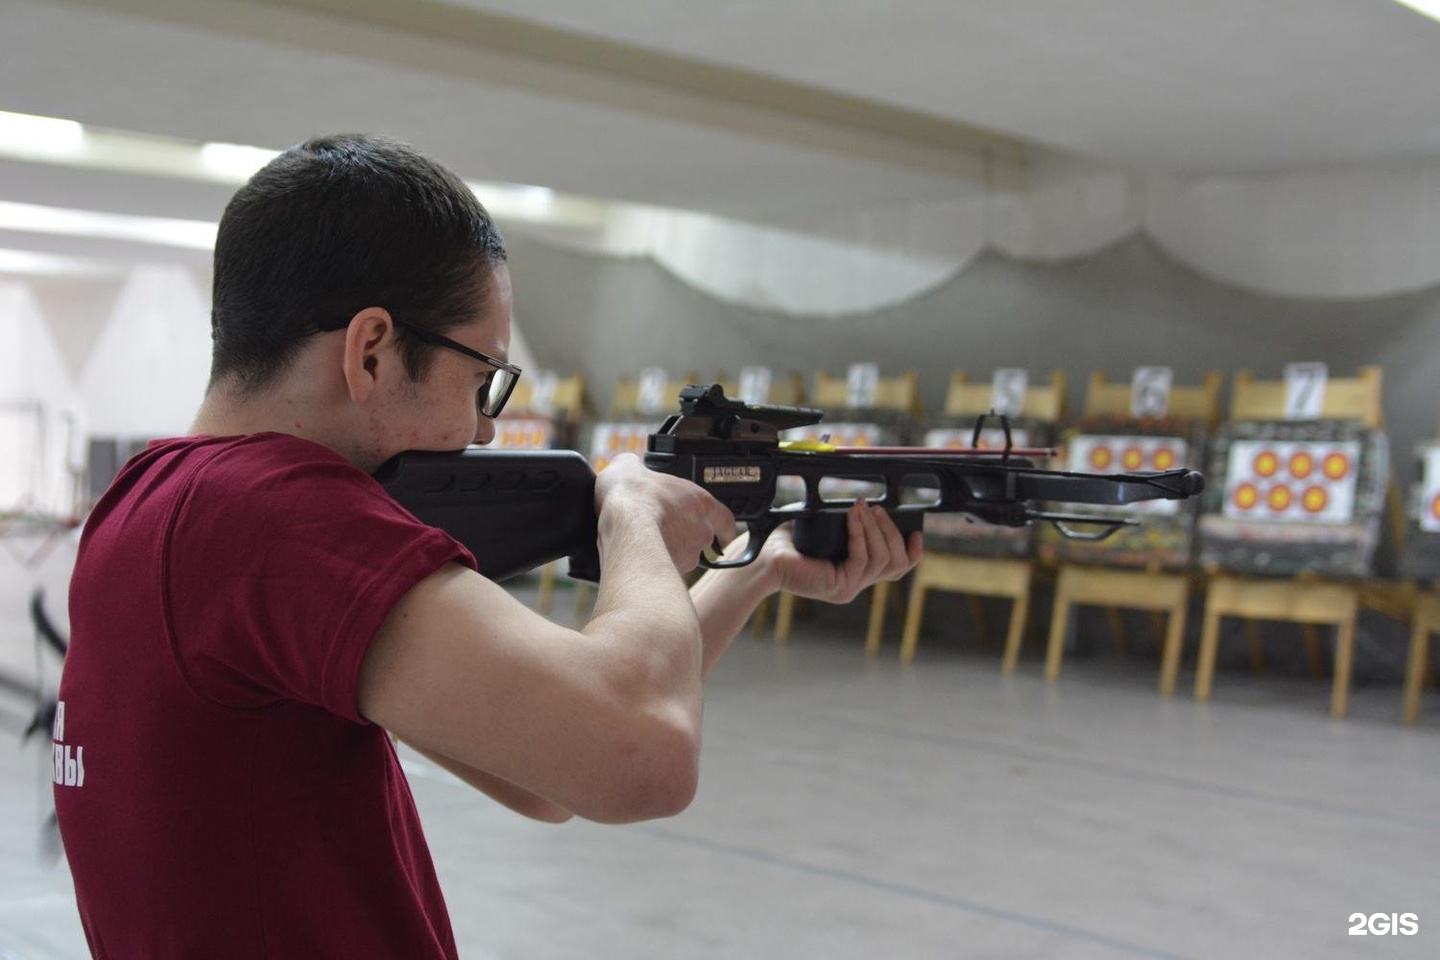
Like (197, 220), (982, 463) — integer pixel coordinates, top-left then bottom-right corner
(704, 466), (763, 484)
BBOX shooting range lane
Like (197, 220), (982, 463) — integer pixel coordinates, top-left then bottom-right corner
(383, 596), (1438, 960)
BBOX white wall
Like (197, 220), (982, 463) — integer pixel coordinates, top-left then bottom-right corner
(0, 264), (210, 517)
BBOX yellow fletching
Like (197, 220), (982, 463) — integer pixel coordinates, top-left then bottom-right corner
(780, 439), (836, 453)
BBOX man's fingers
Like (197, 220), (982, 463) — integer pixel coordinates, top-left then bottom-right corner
(708, 497), (739, 547)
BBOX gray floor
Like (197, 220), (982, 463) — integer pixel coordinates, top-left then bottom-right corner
(1, 542), (1437, 959)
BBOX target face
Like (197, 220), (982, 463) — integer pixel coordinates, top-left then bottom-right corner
(1223, 439), (1360, 523)
(491, 416), (555, 450)
(589, 422), (659, 472)
(1065, 434), (1188, 516)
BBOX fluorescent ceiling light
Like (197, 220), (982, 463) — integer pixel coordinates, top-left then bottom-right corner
(1392, 0), (1440, 21)
(0, 110), (615, 221)
(0, 110), (622, 243)
(0, 248), (127, 278)
(0, 110), (85, 157)
(199, 141), (280, 179)
(0, 200), (217, 250)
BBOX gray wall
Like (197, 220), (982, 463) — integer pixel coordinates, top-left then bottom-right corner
(507, 232), (1440, 481)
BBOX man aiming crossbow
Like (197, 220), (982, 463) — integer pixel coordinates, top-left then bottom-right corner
(54, 134), (923, 959)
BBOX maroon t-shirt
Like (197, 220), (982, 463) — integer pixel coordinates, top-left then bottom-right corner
(56, 433), (476, 959)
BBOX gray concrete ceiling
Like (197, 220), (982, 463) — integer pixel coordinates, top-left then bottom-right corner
(1, 0), (1439, 268)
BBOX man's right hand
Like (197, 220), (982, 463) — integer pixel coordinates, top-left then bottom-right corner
(592, 453), (737, 573)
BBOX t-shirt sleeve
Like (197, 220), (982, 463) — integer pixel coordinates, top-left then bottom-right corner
(164, 438), (476, 722)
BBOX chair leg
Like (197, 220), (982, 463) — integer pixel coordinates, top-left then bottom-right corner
(865, 582), (890, 656)
(1194, 606), (1222, 702)
(1001, 586), (1029, 676)
(537, 563), (556, 614)
(1404, 623), (1431, 724)
(1331, 618), (1355, 719)
(775, 592), (796, 643)
(900, 577), (927, 665)
(1044, 592), (1070, 682)
(1158, 601), (1187, 697)
(750, 596), (772, 637)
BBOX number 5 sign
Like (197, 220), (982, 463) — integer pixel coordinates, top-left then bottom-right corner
(990, 368), (1029, 417)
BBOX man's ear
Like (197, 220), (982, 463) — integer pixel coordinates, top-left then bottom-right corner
(340, 307), (396, 404)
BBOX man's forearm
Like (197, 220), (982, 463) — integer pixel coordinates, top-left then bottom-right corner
(689, 533), (782, 676)
(405, 742), (575, 823)
(583, 505), (706, 711)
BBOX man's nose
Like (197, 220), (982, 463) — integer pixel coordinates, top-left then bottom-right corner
(473, 416), (496, 446)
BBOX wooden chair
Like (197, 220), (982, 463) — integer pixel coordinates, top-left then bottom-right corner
(1044, 371), (1222, 695)
(726, 371), (808, 407)
(1404, 592), (1440, 723)
(896, 371), (1066, 668)
(506, 373), (589, 428)
(774, 369), (921, 646)
(1193, 366), (1384, 718)
(607, 373), (700, 418)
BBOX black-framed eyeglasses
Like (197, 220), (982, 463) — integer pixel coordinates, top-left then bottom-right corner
(390, 321), (521, 418)
(318, 316), (521, 418)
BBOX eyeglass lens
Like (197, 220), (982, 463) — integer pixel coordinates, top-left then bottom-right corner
(479, 368), (517, 417)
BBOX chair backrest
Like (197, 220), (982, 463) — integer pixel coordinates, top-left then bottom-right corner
(609, 374), (699, 418)
(710, 371), (807, 406)
(506, 373), (589, 423)
(1229, 366), (1383, 428)
(942, 370), (1066, 422)
(1082, 370), (1223, 426)
(812, 369), (923, 419)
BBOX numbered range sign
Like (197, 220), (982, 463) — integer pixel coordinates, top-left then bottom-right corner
(588, 422), (660, 473)
(1221, 439), (1360, 524)
(1419, 448), (1440, 533)
(1067, 434), (1188, 516)
(490, 417), (555, 450)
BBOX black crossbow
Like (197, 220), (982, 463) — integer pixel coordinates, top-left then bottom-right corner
(377, 384), (1204, 582)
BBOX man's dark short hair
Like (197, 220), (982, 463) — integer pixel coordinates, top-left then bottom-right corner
(209, 134), (508, 392)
